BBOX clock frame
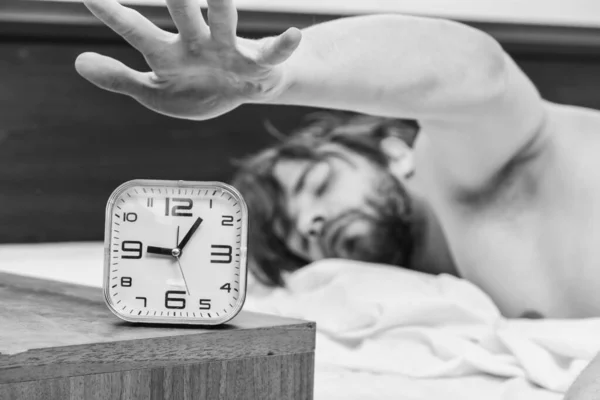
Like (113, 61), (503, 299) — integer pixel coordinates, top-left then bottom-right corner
(103, 179), (249, 325)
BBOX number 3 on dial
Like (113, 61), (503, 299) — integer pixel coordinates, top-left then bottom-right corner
(103, 179), (249, 326)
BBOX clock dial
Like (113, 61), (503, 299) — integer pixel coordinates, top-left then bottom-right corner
(103, 180), (248, 325)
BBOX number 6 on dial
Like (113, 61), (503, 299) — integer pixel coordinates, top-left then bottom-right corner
(103, 179), (249, 325)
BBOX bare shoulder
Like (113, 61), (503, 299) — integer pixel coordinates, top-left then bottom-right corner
(419, 100), (600, 209)
(545, 101), (600, 133)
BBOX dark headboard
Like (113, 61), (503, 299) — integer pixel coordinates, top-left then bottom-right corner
(2, 0), (600, 243)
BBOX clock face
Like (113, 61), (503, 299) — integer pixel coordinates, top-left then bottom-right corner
(103, 180), (248, 325)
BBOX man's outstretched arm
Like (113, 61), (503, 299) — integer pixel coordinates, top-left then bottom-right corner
(76, 0), (547, 191)
(268, 14), (547, 191)
(274, 14), (510, 118)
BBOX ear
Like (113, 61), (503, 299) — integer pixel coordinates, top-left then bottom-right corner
(380, 136), (415, 179)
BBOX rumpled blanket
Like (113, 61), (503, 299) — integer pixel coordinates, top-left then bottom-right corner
(244, 258), (600, 393)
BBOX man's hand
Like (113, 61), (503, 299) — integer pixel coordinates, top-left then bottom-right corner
(75, 0), (302, 120)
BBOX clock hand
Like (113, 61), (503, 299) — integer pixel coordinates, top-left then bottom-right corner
(147, 246), (174, 256)
(172, 226), (191, 295)
(175, 256), (192, 296)
(147, 225), (186, 257)
(177, 217), (203, 252)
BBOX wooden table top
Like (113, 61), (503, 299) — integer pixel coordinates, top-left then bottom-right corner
(0, 271), (316, 384)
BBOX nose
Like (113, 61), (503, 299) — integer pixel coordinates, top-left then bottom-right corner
(297, 213), (326, 238)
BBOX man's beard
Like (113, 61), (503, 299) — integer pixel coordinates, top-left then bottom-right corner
(318, 169), (413, 266)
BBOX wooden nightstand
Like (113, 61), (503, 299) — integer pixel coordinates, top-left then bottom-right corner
(0, 272), (315, 400)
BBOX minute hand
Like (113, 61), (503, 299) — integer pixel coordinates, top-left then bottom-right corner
(178, 217), (203, 252)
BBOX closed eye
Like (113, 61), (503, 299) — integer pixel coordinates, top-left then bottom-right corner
(315, 171), (332, 196)
(310, 161), (333, 197)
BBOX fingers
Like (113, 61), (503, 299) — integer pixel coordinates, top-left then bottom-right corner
(75, 52), (157, 100)
(165, 0), (210, 42)
(82, 0), (173, 54)
(206, 0), (238, 46)
(257, 28), (302, 66)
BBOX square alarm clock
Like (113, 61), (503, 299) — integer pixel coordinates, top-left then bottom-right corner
(103, 179), (249, 325)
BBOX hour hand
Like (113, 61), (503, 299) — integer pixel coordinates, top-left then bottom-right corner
(147, 246), (174, 256)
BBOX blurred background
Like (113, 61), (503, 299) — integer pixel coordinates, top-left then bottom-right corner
(1, 0), (600, 244)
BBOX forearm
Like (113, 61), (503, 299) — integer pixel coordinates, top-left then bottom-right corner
(268, 14), (512, 119)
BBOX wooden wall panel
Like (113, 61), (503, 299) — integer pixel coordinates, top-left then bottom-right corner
(516, 54), (600, 109)
(0, 41), (321, 243)
(1, 19), (600, 243)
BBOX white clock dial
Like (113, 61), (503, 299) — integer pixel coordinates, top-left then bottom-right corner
(103, 180), (248, 325)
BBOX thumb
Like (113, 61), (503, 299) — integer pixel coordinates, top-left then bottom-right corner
(257, 27), (302, 66)
(75, 52), (156, 100)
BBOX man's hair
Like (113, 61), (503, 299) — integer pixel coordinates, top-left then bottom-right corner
(231, 112), (419, 286)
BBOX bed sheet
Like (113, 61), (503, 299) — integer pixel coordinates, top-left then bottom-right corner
(0, 242), (584, 400)
(314, 363), (560, 400)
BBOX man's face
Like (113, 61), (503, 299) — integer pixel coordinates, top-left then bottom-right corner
(272, 142), (413, 265)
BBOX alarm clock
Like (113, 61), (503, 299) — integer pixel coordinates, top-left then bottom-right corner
(103, 179), (249, 325)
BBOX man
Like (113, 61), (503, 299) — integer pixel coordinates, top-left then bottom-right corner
(74, 0), (600, 396)
(73, 0), (590, 319)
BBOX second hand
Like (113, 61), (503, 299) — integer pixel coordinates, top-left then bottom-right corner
(175, 226), (191, 296)
(175, 256), (192, 296)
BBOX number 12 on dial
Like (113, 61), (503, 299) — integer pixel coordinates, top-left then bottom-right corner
(103, 179), (249, 325)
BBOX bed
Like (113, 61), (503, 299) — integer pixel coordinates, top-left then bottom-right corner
(2, 242), (599, 399)
(3, 1), (600, 398)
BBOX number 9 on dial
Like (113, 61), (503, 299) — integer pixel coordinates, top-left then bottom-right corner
(103, 179), (249, 325)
